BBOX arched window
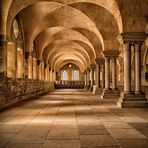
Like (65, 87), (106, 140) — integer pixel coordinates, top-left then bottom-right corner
(62, 70), (67, 80)
(73, 70), (79, 80)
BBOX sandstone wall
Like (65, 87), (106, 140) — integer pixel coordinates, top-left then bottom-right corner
(0, 78), (54, 110)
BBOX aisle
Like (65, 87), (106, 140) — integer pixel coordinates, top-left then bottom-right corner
(0, 89), (148, 148)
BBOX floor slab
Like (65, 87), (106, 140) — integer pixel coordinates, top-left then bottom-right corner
(0, 89), (148, 147)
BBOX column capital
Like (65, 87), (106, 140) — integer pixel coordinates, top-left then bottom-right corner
(82, 72), (85, 75)
(37, 59), (41, 65)
(95, 58), (105, 65)
(117, 32), (148, 45)
(145, 37), (148, 47)
(87, 67), (91, 71)
(44, 64), (48, 69)
(49, 67), (51, 71)
(103, 50), (120, 59)
(90, 64), (96, 70)
(0, 34), (7, 46)
(25, 51), (30, 60)
(17, 40), (23, 49)
(0, 35), (7, 63)
(84, 70), (87, 74)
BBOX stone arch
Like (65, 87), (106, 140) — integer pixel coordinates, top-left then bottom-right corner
(50, 52), (87, 69)
(35, 28), (96, 61)
(56, 60), (85, 72)
(42, 41), (91, 65)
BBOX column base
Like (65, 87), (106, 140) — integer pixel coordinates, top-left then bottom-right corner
(112, 88), (120, 97)
(93, 85), (103, 94)
(117, 92), (148, 108)
(89, 86), (93, 92)
(86, 85), (91, 90)
(84, 85), (87, 89)
(101, 88), (120, 99)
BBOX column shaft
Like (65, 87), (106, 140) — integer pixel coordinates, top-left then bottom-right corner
(44, 65), (47, 81)
(96, 64), (101, 87)
(84, 71), (87, 86)
(36, 60), (40, 80)
(112, 58), (117, 89)
(124, 43), (132, 93)
(32, 55), (33, 79)
(0, 37), (7, 77)
(87, 69), (90, 86)
(134, 43), (142, 93)
(91, 69), (94, 86)
(105, 58), (110, 89)
(24, 52), (30, 79)
(101, 64), (105, 88)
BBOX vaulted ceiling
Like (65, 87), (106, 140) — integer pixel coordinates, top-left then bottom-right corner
(1, 0), (148, 71)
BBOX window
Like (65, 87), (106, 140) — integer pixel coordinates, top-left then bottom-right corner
(73, 70), (79, 80)
(62, 70), (67, 80)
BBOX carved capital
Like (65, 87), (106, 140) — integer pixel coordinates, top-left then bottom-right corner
(49, 67), (51, 71)
(0, 37), (7, 47)
(82, 72), (85, 75)
(90, 64), (96, 70)
(87, 67), (91, 72)
(25, 52), (30, 60)
(103, 50), (120, 59)
(95, 58), (105, 65)
(84, 70), (87, 74)
(145, 37), (148, 47)
(119, 32), (147, 44)
(37, 60), (41, 65)
(44, 64), (47, 69)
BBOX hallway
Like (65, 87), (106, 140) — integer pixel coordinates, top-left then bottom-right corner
(0, 90), (148, 148)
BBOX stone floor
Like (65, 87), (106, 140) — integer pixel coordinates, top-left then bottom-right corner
(0, 89), (148, 148)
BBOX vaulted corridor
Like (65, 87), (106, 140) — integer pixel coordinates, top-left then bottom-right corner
(0, 0), (148, 147)
(0, 89), (148, 148)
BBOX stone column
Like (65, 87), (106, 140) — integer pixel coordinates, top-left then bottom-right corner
(44, 64), (47, 81)
(28, 54), (33, 79)
(90, 64), (96, 92)
(84, 70), (87, 87)
(36, 60), (41, 80)
(105, 58), (110, 90)
(31, 54), (33, 80)
(124, 43), (132, 93)
(52, 69), (54, 81)
(112, 58), (116, 90)
(24, 51), (30, 79)
(134, 42), (142, 93)
(96, 64), (101, 87)
(89, 64), (96, 92)
(93, 58), (104, 94)
(101, 50), (120, 99)
(101, 64), (105, 88)
(49, 67), (51, 81)
(117, 32), (148, 108)
(0, 35), (7, 77)
(111, 53), (120, 97)
(32, 58), (37, 80)
(86, 67), (90, 90)
(0, 35), (7, 106)
(46, 65), (49, 81)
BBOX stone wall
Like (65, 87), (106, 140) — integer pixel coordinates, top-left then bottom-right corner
(0, 77), (54, 110)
